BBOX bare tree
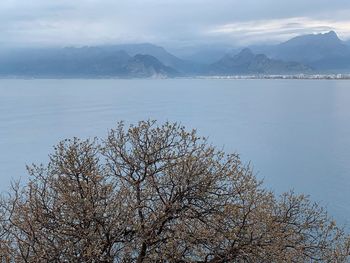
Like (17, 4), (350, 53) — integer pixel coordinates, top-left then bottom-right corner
(0, 120), (349, 262)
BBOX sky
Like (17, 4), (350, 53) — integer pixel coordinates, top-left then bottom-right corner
(1, 0), (350, 48)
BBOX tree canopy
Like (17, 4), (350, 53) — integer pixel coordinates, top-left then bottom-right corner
(0, 120), (349, 262)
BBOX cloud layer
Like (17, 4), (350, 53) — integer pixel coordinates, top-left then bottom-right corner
(208, 17), (350, 45)
(0, 0), (350, 47)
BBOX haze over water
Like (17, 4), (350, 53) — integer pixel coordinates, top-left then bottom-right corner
(0, 79), (349, 226)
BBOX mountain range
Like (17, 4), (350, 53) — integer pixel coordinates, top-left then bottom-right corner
(0, 31), (349, 78)
(0, 47), (177, 78)
(252, 31), (350, 72)
(209, 48), (311, 75)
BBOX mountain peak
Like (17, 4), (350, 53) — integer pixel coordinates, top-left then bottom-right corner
(264, 30), (350, 68)
(321, 30), (340, 40)
(279, 30), (344, 51)
(325, 30), (337, 35)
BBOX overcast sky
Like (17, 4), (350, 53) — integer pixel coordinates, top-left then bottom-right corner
(1, 0), (350, 48)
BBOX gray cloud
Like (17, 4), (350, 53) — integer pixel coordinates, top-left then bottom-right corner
(0, 0), (350, 48)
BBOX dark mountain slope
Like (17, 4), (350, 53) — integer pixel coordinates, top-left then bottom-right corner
(125, 54), (178, 78)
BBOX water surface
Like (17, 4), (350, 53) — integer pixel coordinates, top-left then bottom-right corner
(0, 79), (349, 226)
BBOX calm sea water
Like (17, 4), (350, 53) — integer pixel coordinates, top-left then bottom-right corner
(0, 79), (349, 226)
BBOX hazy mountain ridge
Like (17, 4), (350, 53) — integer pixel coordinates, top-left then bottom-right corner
(0, 31), (349, 77)
(109, 43), (200, 74)
(170, 44), (238, 65)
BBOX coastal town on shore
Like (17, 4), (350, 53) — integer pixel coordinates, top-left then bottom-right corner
(197, 74), (350, 80)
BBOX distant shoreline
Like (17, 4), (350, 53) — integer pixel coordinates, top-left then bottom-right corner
(1, 74), (350, 80)
(193, 74), (350, 80)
